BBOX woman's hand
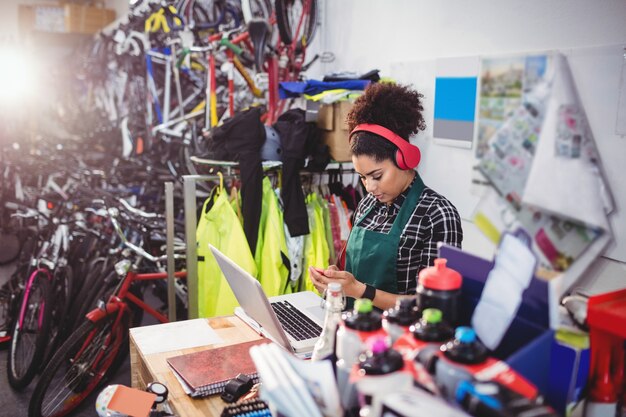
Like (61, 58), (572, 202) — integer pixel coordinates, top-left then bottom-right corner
(308, 265), (366, 299)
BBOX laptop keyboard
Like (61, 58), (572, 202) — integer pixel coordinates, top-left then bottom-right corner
(271, 301), (323, 341)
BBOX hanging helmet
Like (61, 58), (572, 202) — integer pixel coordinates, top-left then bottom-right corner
(260, 125), (282, 162)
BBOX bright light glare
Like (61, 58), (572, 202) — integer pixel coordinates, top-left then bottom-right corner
(0, 48), (39, 104)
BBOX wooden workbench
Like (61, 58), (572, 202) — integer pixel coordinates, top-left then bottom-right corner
(129, 316), (263, 417)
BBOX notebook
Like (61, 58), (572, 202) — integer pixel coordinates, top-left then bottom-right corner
(167, 338), (269, 397)
(209, 244), (325, 358)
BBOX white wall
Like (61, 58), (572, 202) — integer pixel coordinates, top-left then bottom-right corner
(314, 0), (626, 295)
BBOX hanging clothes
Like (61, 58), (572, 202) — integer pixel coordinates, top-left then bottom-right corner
(326, 197), (343, 265)
(197, 174), (257, 318)
(210, 107), (266, 255)
(302, 192), (330, 293)
(320, 196), (336, 265)
(277, 188), (305, 292)
(256, 177), (291, 297)
(273, 109), (313, 237)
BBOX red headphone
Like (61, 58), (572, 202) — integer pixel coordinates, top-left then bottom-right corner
(349, 123), (421, 170)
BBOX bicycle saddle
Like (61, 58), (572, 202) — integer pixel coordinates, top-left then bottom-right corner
(247, 18), (272, 72)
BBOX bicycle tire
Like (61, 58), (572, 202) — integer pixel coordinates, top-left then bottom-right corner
(42, 265), (74, 367)
(0, 273), (22, 342)
(28, 311), (129, 417)
(65, 257), (108, 333)
(7, 272), (54, 390)
(72, 270), (119, 331)
(275, 0), (318, 53)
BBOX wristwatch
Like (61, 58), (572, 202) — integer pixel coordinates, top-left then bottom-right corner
(361, 284), (376, 301)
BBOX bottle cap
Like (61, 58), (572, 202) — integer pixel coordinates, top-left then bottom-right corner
(355, 298), (373, 313)
(344, 299), (382, 331)
(418, 258), (462, 291)
(455, 326), (476, 344)
(422, 308), (442, 324)
(384, 298), (419, 326)
(368, 336), (388, 355)
(328, 282), (342, 293)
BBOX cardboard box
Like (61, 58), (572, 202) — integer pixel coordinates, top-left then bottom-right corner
(18, 3), (115, 35)
(316, 101), (353, 162)
(64, 4), (116, 34)
(19, 4), (66, 33)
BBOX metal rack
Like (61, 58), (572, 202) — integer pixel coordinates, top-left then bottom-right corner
(165, 161), (237, 320)
(164, 160), (354, 320)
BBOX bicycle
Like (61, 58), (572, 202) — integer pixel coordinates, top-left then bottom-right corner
(29, 203), (186, 417)
(6, 193), (79, 390)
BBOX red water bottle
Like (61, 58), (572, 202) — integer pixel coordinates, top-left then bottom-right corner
(416, 258), (462, 326)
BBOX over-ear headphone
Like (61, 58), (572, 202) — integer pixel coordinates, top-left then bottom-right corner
(349, 123), (421, 170)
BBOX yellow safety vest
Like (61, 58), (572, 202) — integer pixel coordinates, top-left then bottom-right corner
(197, 175), (257, 317)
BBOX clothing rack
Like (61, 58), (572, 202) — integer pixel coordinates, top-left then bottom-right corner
(164, 160), (357, 320)
(165, 161), (239, 320)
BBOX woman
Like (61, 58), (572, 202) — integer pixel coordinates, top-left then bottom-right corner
(309, 83), (463, 310)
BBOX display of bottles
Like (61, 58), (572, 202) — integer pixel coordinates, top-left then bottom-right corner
(311, 282), (345, 362)
(382, 297), (420, 344)
(416, 258), (462, 326)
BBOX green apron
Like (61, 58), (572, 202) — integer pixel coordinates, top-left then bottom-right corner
(345, 174), (424, 308)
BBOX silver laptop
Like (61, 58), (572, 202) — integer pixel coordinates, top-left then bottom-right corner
(209, 244), (324, 357)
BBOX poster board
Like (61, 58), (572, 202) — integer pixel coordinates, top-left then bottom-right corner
(391, 44), (626, 263)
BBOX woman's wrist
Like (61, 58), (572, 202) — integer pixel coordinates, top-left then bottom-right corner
(353, 281), (367, 299)
(360, 283), (376, 301)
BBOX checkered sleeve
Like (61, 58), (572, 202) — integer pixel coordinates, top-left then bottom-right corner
(420, 198), (464, 274)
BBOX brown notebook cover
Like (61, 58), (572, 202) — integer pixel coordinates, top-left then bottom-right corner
(167, 338), (269, 397)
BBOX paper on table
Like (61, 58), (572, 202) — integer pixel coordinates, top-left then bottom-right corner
(131, 318), (223, 355)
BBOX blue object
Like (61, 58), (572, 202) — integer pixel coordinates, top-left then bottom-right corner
(456, 380), (503, 410)
(434, 77), (478, 121)
(278, 79), (371, 99)
(456, 327), (476, 343)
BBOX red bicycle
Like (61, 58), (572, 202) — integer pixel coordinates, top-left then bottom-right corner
(28, 204), (186, 417)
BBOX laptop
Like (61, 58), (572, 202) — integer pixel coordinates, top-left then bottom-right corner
(209, 245), (324, 358)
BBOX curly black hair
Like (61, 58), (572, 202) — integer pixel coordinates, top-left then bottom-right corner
(346, 83), (426, 165)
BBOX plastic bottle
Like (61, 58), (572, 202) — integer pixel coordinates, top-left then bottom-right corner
(434, 327), (489, 401)
(355, 337), (412, 417)
(392, 308), (454, 395)
(416, 258), (462, 326)
(311, 282), (345, 362)
(382, 297), (420, 344)
(411, 308), (455, 367)
(335, 299), (386, 411)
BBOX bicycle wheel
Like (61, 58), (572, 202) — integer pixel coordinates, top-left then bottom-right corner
(42, 265), (74, 367)
(0, 273), (23, 343)
(275, 0), (318, 53)
(28, 311), (129, 417)
(7, 272), (53, 390)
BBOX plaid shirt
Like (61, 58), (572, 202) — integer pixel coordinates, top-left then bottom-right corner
(353, 178), (463, 295)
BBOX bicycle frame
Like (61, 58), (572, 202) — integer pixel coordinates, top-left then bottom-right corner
(86, 269), (187, 324)
(17, 268), (52, 331)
